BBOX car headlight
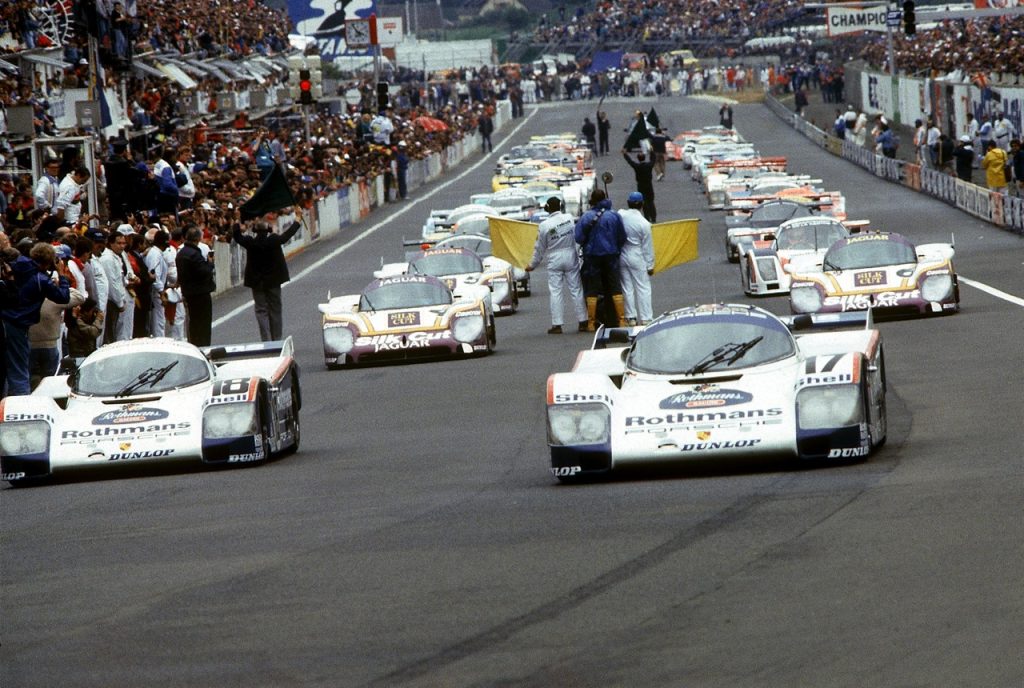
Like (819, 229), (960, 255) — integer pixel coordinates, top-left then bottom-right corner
(323, 324), (355, 354)
(203, 403), (257, 439)
(797, 385), (863, 430)
(453, 313), (485, 342)
(547, 403), (610, 446)
(0, 421), (50, 455)
(790, 283), (823, 313)
(755, 257), (778, 282)
(920, 273), (952, 302)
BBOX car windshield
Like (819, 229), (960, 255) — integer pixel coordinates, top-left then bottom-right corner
(437, 237), (491, 256)
(627, 312), (796, 375)
(410, 252), (482, 276)
(777, 222), (847, 251)
(750, 203), (812, 226)
(504, 165), (542, 178)
(453, 217), (491, 236)
(360, 281), (451, 310)
(490, 195), (532, 210)
(75, 350), (210, 396)
(823, 236), (916, 270)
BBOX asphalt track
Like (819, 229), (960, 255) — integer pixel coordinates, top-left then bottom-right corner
(2, 96), (1023, 687)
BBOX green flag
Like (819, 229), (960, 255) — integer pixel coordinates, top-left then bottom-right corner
(240, 163), (297, 220)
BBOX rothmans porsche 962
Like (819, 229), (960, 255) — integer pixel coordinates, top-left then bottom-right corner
(0, 338), (301, 485)
(545, 304), (887, 482)
(319, 274), (496, 368)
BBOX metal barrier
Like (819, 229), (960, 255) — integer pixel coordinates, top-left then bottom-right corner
(765, 94), (1023, 236)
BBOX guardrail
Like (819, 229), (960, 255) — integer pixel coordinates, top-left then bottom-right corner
(764, 95), (1024, 235)
(212, 100), (513, 294)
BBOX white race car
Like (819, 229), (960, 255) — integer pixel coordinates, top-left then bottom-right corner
(434, 233), (531, 296)
(376, 246), (518, 315)
(546, 304), (887, 482)
(0, 338), (301, 485)
(739, 217), (851, 296)
(319, 274), (495, 368)
(788, 231), (960, 317)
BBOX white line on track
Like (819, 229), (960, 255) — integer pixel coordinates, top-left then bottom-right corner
(959, 276), (1024, 308)
(213, 109), (538, 329)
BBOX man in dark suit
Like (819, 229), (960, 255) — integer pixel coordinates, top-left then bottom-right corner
(175, 226), (215, 346)
(231, 209), (302, 341)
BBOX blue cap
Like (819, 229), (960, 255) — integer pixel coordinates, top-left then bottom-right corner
(627, 191), (644, 203)
(54, 244), (72, 260)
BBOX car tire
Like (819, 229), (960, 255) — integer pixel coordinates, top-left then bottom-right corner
(486, 315), (497, 353)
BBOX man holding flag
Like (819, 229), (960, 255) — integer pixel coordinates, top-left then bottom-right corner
(234, 163), (303, 341)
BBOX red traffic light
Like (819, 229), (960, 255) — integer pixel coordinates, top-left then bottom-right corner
(298, 68), (313, 105)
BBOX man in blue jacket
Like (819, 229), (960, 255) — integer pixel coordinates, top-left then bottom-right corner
(575, 188), (626, 330)
(1, 242), (71, 396)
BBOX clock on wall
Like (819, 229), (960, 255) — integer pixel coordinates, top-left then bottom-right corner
(344, 19), (372, 48)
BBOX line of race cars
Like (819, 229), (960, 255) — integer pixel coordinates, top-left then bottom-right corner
(2, 123), (950, 487)
(317, 133), (597, 369)
(685, 126), (960, 317)
(542, 122), (960, 483)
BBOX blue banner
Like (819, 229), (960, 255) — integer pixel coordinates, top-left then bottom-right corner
(287, 0), (377, 60)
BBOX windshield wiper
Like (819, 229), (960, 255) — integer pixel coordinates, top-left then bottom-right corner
(822, 258), (840, 272)
(682, 336), (763, 376)
(115, 361), (178, 398)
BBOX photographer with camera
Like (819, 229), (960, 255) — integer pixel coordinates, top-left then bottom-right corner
(1, 241), (72, 397)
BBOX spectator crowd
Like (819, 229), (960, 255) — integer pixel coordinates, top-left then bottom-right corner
(3, 0), (1023, 397)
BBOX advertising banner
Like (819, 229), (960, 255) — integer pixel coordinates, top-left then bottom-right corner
(288, 0), (377, 60)
(825, 5), (889, 37)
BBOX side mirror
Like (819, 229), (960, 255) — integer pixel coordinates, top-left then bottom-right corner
(206, 346), (227, 361)
(607, 328), (631, 344)
(790, 314), (813, 331)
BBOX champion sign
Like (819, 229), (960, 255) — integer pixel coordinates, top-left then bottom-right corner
(825, 5), (889, 37)
(660, 387), (753, 410)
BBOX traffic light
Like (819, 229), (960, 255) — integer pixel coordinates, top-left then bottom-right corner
(903, 0), (916, 35)
(299, 68), (313, 105)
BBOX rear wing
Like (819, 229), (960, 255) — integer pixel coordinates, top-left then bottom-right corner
(781, 310), (874, 332)
(204, 336), (295, 363)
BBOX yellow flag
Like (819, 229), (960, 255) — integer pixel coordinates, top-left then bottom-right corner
(488, 217), (538, 269)
(651, 218), (700, 274)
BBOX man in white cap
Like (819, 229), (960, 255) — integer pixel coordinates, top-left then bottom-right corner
(953, 135), (974, 182)
(618, 191), (655, 326)
(525, 196), (587, 334)
(99, 224), (139, 342)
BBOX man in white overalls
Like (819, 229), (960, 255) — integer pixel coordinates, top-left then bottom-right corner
(526, 197), (588, 334)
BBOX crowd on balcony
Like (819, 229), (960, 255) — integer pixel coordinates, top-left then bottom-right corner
(530, 0), (1024, 79)
(532, 0), (809, 48)
(857, 17), (1024, 79)
(0, 1), (516, 246)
